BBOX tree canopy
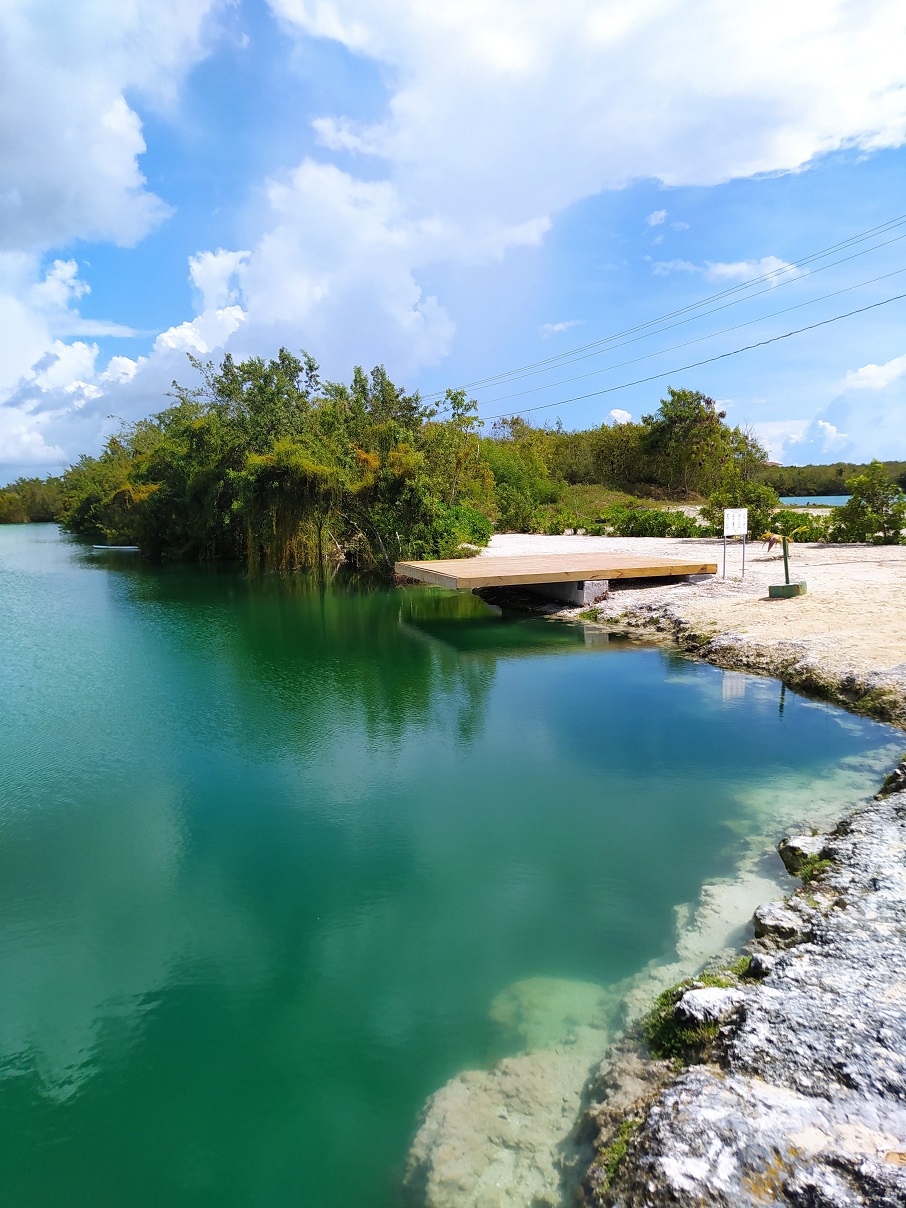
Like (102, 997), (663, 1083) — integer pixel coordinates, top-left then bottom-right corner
(10, 350), (900, 559)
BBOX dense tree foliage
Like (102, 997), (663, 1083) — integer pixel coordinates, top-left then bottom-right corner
(13, 348), (901, 558)
(57, 353), (494, 571)
(756, 459), (906, 498)
(829, 461), (906, 543)
(753, 463), (906, 545)
(56, 368), (772, 559)
(0, 477), (64, 523)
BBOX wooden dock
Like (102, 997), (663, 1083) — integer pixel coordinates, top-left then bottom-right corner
(395, 553), (717, 590)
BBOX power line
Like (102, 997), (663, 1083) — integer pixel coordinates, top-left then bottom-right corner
(435, 214), (906, 396)
(478, 290), (906, 424)
(420, 211), (906, 404)
(458, 232), (906, 400)
(474, 264), (906, 407)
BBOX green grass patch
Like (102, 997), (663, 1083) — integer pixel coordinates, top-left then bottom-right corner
(640, 965), (751, 1062)
(531, 484), (703, 535)
(596, 1118), (641, 1189)
(576, 607), (601, 621)
(642, 977), (724, 1061)
(798, 854), (833, 883)
(725, 955), (753, 978)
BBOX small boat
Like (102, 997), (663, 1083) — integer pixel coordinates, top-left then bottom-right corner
(91, 544), (141, 552)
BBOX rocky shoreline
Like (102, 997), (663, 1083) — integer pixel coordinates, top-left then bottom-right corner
(579, 780), (906, 1207)
(402, 573), (906, 1208)
(404, 762), (906, 1208)
(595, 597), (906, 730)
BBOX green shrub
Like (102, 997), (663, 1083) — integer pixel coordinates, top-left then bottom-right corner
(766, 509), (829, 542)
(596, 504), (702, 538)
(701, 482), (780, 538)
(0, 477), (64, 524)
(0, 490), (29, 524)
(829, 461), (906, 544)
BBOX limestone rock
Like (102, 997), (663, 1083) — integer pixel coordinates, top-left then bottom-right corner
(747, 950), (777, 978)
(674, 986), (745, 1026)
(752, 900), (811, 945)
(602, 1067), (906, 1207)
(584, 793), (906, 1207)
(777, 833), (828, 876)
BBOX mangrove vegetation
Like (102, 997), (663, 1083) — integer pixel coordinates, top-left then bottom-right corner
(4, 348), (905, 566)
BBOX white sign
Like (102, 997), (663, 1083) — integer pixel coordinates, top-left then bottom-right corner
(723, 507), (748, 536)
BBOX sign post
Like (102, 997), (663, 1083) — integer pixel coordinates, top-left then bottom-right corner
(722, 508), (748, 579)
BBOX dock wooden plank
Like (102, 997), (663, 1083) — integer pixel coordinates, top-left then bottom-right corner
(395, 553), (717, 589)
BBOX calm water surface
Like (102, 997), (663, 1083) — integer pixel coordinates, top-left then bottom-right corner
(779, 495), (850, 506)
(0, 526), (897, 1207)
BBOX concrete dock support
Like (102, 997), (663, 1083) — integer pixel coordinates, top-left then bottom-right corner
(523, 579), (609, 606)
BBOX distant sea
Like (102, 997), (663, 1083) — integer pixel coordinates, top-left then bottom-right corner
(779, 495), (850, 507)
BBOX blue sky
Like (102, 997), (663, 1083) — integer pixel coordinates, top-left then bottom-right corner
(2, 0), (906, 485)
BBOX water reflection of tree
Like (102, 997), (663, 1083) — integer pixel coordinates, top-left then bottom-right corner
(116, 567), (502, 759)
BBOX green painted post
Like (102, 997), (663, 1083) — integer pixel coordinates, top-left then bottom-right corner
(769, 535), (807, 597)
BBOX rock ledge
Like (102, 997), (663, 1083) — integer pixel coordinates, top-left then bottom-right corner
(580, 791), (906, 1207)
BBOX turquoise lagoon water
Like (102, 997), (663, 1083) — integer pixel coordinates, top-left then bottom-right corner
(0, 525), (898, 1208)
(779, 495), (850, 507)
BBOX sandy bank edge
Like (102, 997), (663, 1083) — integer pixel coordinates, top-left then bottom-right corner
(570, 597), (906, 730)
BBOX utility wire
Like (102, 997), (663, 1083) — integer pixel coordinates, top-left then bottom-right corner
(476, 290), (906, 424)
(428, 213), (906, 397)
(449, 232), (906, 401)
(474, 264), (906, 407)
(420, 211), (906, 404)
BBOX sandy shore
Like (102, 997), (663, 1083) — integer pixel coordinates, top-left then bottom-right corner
(481, 534), (906, 726)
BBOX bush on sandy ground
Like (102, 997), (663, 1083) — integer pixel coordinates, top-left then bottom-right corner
(829, 461), (906, 544)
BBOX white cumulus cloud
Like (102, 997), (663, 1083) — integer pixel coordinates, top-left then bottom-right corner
(189, 250), (251, 312)
(7, 0), (906, 472)
(273, 0), (906, 237)
(705, 256), (800, 284)
(652, 259), (701, 276)
(540, 320), (585, 338)
(843, 351), (906, 390)
(0, 0), (221, 252)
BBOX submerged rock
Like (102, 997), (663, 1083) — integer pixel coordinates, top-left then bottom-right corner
(403, 1047), (596, 1208)
(582, 792), (906, 1207)
(403, 977), (617, 1208)
(488, 977), (618, 1051)
(405, 783), (906, 1208)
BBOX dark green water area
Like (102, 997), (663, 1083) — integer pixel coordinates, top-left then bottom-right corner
(0, 526), (898, 1207)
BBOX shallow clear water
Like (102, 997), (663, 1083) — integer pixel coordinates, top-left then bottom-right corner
(779, 495), (850, 506)
(0, 526), (897, 1207)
